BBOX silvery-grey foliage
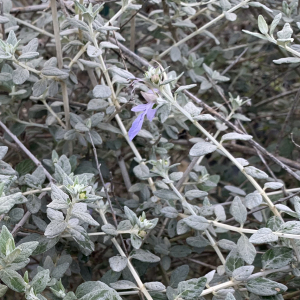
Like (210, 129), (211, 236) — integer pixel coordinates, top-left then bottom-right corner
(0, 0), (300, 299)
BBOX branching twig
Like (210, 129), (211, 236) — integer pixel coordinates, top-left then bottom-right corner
(0, 121), (53, 182)
(50, 0), (70, 130)
(88, 131), (128, 255)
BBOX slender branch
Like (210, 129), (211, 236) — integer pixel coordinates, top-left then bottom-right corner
(98, 210), (153, 300)
(22, 185), (64, 196)
(41, 99), (66, 129)
(0, 121), (53, 182)
(275, 86), (300, 155)
(117, 152), (134, 198)
(223, 143), (300, 170)
(183, 89), (300, 182)
(10, 4), (50, 13)
(171, 99), (280, 216)
(187, 258), (217, 270)
(107, 38), (300, 182)
(221, 47), (248, 75)
(50, 0), (70, 130)
(200, 265), (291, 296)
(14, 17), (55, 38)
(0, 135), (20, 152)
(254, 88), (300, 107)
(158, 0), (251, 58)
(88, 131), (128, 256)
(89, 24), (156, 192)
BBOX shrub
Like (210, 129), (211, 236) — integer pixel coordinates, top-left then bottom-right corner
(0, 0), (300, 299)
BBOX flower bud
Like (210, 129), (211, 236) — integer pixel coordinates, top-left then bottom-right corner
(151, 74), (160, 84)
(138, 230), (147, 238)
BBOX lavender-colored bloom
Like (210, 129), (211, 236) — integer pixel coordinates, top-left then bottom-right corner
(128, 90), (157, 140)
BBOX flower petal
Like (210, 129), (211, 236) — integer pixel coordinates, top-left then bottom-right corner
(147, 108), (157, 122)
(141, 91), (157, 103)
(128, 112), (146, 140)
(131, 104), (149, 112)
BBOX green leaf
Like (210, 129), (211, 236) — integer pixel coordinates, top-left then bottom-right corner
(169, 245), (191, 258)
(270, 13), (282, 36)
(183, 215), (209, 231)
(48, 183), (69, 210)
(153, 189), (180, 201)
(161, 207), (178, 218)
(267, 216), (283, 231)
(262, 247), (293, 269)
(279, 221), (300, 234)
(6, 30), (18, 46)
(5, 248), (21, 264)
(67, 17), (90, 32)
(69, 226), (95, 256)
(16, 159), (36, 176)
(232, 266), (254, 281)
(22, 38), (39, 53)
(225, 250), (244, 276)
(14, 241), (39, 263)
(85, 130), (102, 145)
(189, 141), (217, 156)
(0, 225), (14, 256)
(31, 269), (50, 294)
(93, 85), (112, 99)
(237, 235), (256, 264)
(0, 193), (27, 214)
(249, 2), (273, 12)
(76, 281), (122, 300)
(221, 132), (252, 142)
(12, 67), (29, 85)
(101, 224), (117, 236)
(185, 189), (208, 200)
(273, 57), (300, 64)
(0, 269), (26, 292)
(249, 228), (278, 244)
(0, 161), (17, 175)
(258, 15), (268, 34)
(245, 192), (262, 209)
(18, 52), (39, 60)
(32, 79), (47, 97)
(246, 277), (287, 296)
(130, 249), (160, 263)
(230, 196), (247, 225)
(242, 30), (267, 40)
(110, 280), (137, 290)
(51, 262), (70, 279)
(109, 256), (128, 272)
(144, 282), (166, 291)
(0, 284), (8, 297)
(186, 235), (210, 248)
(244, 166), (268, 179)
(170, 265), (189, 288)
(44, 220), (67, 238)
(41, 67), (68, 79)
(177, 277), (207, 300)
(264, 182), (284, 190)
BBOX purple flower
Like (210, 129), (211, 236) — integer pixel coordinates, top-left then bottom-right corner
(128, 90), (157, 140)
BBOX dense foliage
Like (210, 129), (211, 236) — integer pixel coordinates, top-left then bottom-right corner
(1, 0), (300, 299)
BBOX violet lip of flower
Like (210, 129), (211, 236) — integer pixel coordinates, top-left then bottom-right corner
(128, 91), (158, 140)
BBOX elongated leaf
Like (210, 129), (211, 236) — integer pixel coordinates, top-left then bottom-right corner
(262, 247), (293, 269)
(0, 269), (26, 292)
(246, 277), (287, 296)
(230, 196), (247, 225)
(183, 215), (209, 231)
(237, 235), (256, 264)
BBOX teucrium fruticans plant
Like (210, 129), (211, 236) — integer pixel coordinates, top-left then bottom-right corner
(1, 0), (300, 299)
